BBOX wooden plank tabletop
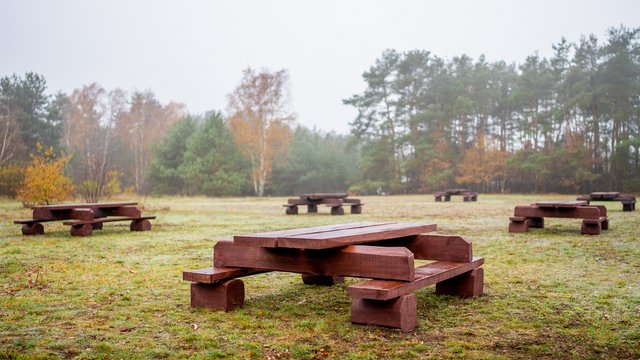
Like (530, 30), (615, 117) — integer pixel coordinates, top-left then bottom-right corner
(31, 202), (138, 210)
(233, 221), (437, 249)
(590, 192), (620, 198)
(534, 200), (588, 208)
(299, 193), (349, 200)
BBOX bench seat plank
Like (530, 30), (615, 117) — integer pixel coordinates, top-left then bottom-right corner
(62, 216), (156, 225)
(347, 257), (484, 300)
(183, 267), (267, 283)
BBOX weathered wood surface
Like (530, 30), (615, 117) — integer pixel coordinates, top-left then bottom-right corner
(214, 240), (416, 281)
(233, 222), (437, 249)
(16, 202), (154, 236)
(346, 257), (484, 301)
(190, 279), (245, 311)
(369, 234), (472, 262)
(510, 202), (609, 235)
(435, 267), (484, 298)
(183, 267), (267, 283)
(577, 192), (636, 211)
(300, 193), (348, 200)
(534, 200), (588, 208)
(351, 294), (417, 333)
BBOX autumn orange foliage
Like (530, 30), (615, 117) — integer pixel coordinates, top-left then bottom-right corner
(17, 143), (74, 206)
(227, 68), (295, 196)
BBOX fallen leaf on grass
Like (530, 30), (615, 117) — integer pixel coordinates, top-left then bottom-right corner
(191, 323), (198, 331)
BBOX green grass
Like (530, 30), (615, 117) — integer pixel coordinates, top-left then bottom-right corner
(1, 194), (639, 359)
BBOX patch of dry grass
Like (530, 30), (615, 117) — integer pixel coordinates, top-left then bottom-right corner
(1, 194), (638, 359)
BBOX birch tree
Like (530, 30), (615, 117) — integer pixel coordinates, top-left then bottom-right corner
(227, 68), (295, 196)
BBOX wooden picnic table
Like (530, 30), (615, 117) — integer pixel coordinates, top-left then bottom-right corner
(576, 192), (636, 211)
(183, 222), (484, 332)
(14, 201), (156, 236)
(283, 193), (363, 215)
(435, 189), (478, 202)
(508, 200), (609, 235)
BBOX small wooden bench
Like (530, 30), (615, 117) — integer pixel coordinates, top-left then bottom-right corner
(63, 216), (156, 236)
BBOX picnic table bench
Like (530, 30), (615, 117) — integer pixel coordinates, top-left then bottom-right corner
(508, 200), (609, 235)
(14, 202), (156, 236)
(283, 193), (363, 215)
(435, 189), (478, 202)
(183, 221), (484, 332)
(576, 192), (636, 211)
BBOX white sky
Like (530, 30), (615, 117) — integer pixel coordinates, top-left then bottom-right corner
(1, 0), (639, 134)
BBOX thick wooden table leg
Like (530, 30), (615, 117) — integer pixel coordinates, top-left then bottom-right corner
(307, 204), (318, 213)
(70, 224), (93, 236)
(508, 217), (529, 233)
(92, 222), (104, 230)
(581, 221), (601, 235)
(350, 204), (362, 214)
(190, 279), (245, 311)
(351, 294), (417, 333)
(22, 223), (44, 235)
(285, 205), (298, 215)
(301, 274), (344, 286)
(528, 217), (544, 228)
(435, 268), (484, 298)
(130, 219), (151, 231)
(330, 206), (344, 215)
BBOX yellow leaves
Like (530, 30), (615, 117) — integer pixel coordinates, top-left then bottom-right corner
(17, 143), (75, 206)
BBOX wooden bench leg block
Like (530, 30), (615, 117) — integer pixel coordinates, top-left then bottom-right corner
(285, 205), (298, 215)
(444, 196), (451, 202)
(528, 217), (544, 228)
(581, 221), (601, 235)
(307, 204), (318, 213)
(351, 294), (417, 333)
(22, 223), (44, 235)
(601, 219), (609, 230)
(508, 219), (529, 233)
(622, 203), (633, 212)
(331, 206), (344, 216)
(70, 224), (93, 236)
(301, 274), (344, 286)
(436, 268), (484, 298)
(92, 222), (104, 230)
(190, 279), (245, 311)
(350, 204), (362, 214)
(435, 196), (442, 202)
(130, 219), (152, 231)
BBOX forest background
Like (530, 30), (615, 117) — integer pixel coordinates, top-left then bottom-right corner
(1, 26), (639, 201)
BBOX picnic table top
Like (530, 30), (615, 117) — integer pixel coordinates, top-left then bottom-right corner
(590, 192), (620, 197)
(31, 202), (138, 210)
(233, 221), (437, 249)
(534, 200), (588, 208)
(299, 193), (349, 200)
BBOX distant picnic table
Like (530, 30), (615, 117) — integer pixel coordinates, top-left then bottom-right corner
(283, 193), (363, 215)
(509, 200), (609, 235)
(435, 189), (478, 202)
(576, 192), (636, 212)
(14, 202), (156, 236)
(183, 221), (484, 332)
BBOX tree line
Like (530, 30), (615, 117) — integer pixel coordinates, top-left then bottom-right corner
(345, 25), (640, 194)
(1, 25), (639, 202)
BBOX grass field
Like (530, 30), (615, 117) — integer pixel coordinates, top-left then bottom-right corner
(1, 194), (639, 359)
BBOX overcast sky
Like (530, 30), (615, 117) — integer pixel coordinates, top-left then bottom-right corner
(2, 0), (639, 134)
